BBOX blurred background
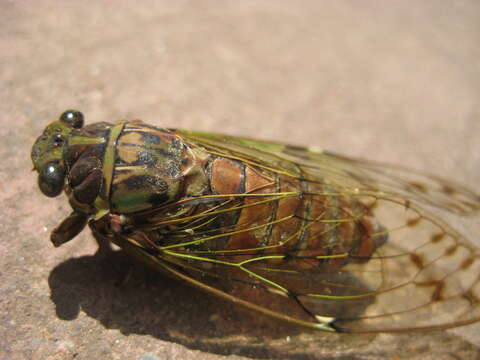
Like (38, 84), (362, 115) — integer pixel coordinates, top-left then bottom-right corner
(1, 1), (479, 359)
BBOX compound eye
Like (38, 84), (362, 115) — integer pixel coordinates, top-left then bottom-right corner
(60, 110), (84, 129)
(38, 162), (65, 197)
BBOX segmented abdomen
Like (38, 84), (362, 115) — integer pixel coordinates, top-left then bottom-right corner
(205, 157), (385, 268)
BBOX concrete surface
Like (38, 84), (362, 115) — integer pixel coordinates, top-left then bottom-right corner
(1, 1), (480, 359)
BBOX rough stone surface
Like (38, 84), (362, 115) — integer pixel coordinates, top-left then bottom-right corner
(1, 1), (479, 359)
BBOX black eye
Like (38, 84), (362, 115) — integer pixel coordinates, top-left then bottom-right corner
(38, 162), (65, 197)
(60, 110), (84, 129)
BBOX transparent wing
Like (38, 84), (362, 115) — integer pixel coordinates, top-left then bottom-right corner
(113, 130), (480, 333)
(179, 130), (480, 215)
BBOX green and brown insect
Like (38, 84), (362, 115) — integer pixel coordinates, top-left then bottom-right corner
(31, 110), (480, 333)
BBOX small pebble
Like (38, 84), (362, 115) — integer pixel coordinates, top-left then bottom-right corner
(138, 353), (161, 360)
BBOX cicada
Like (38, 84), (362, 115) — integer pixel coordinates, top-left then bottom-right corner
(31, 110), (480, 333)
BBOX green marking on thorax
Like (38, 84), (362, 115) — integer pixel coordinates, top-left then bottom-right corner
(94, 122), (126, 220)
(68, 136), (106, 146)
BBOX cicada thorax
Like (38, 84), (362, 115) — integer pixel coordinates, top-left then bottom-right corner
(109, 122), (208, 214)
(65, 121), (210, 220)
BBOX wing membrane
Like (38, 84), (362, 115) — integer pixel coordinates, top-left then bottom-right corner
(179, 130), (480, 215)
(113, 130), (480, 333)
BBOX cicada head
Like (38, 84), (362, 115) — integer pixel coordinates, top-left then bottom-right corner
(31, 110), (84, 197)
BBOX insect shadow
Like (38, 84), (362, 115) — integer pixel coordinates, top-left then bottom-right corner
(48, 236), (479, 360)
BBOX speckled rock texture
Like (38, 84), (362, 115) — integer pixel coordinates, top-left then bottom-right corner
(1, 1), (480, 359)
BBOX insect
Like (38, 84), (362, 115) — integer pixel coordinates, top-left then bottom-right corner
(31, 110), (480, 333)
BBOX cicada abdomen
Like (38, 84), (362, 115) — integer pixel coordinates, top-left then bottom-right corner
(32, 110), (480, 334)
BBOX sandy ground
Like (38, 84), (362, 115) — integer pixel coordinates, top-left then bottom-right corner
(1, 1), (480, 359)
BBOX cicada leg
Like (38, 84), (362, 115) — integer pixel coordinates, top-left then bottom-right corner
(51, 211), (89, 247)
(50, 155), (104, 247)
(87, 214), (120, 254)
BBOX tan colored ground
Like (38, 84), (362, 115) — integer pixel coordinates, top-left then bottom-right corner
(1, 1), (480, 359)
